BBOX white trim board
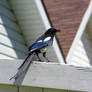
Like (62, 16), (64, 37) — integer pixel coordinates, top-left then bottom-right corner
(66, 0), (92, 63)
(1, 59), (92, 91)
(35, 0), (65, 64)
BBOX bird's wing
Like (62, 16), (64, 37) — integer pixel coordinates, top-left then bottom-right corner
(36, 33), (45, 42)
(19, 39), (51, 70)
(10, 52), (36, 80)
(29, 40), (51, 52)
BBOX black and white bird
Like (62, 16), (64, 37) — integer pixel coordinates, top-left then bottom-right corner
(10, 27), (60, 80)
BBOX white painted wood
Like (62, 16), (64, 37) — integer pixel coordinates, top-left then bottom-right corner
(0, 0), (10, 9)
(9, 0), (45, 44)
(19, 86), (42, 92)
(0, 54), (13, 59)
(0, 59), (22, 84)
(0, 5), (15, 21)
(0, 0), (28, 59)
(68, 32), (92, 66)
(22, 62), (92, 92)
(0, 60), (92, 91)
(0, 25), (25, 44)
(0, 23), (28, 59)
(0, 16), (21, 33)
(0, 34), (27, 53)
(0, 85), (18, 92)
(35, 0), (51, 30)
(0, 44), (26, 59)
(66, 0), (92, 64)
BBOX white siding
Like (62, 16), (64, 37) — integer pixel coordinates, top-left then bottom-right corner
(69, 32), (92, 66)
(68, 15), (92, 66)
(0, 25), (25, 44)
(0, 0), (28, 59)
(0, 5), (16, 21)
(0, 16), (21, 33)
(0, 44), (26, 59)
(9, 0), (58, 62)
(0, 0), (11, 9)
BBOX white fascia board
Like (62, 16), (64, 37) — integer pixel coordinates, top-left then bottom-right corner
(1, 59), (92, 92)
(35, 0), (65, 64)
(66, 0), (92, 63)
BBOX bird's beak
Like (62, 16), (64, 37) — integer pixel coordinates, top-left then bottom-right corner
(56, 30), (60, 32)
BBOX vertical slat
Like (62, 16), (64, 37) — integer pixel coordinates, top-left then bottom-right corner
(68, 91), (80, 92)
(0, 85), (18, 92)
(19, 86), (42, 92)
(44, 88), (67, 92)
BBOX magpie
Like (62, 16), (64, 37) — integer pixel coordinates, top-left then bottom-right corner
(10, 27), (60, 80)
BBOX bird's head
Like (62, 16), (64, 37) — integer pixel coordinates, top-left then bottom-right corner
(45, 27), (60, 35)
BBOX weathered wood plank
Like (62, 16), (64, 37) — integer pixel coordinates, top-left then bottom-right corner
(0, 59), (92, 91)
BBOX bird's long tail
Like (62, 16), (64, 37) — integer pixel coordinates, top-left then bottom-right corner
(9, 52), (36, 80)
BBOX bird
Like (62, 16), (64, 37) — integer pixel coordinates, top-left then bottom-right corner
(9, 27), (60, 80)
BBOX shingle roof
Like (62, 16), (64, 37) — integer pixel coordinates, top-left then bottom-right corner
(43, 0), (90, 58)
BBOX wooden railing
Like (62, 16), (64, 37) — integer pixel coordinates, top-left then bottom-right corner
(0, 59), (92, 91)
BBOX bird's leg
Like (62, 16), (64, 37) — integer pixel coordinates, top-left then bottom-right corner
(43, 52), (50, 62)
(36, 52), (43, 62)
